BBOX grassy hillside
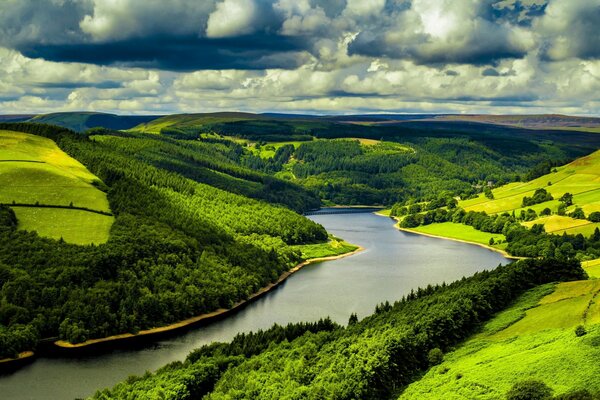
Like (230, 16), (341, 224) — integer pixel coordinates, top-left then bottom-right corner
(29, 112), (159, 132)
(129, 112), (265, 134)
(0, 130), (113, 244)
(460, 149), (600, 235)
(400, 279), (600, 399)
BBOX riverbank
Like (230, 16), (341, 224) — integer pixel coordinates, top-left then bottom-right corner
(0, 351), (35, 373)
(375, 212), (519, 260)
(53, 245), (365, 352)
(395, 225), (520, 260)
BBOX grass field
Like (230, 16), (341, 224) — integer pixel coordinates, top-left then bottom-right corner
(0, 130), (113, 244)
(249, 141), (305, 159)
(293, 236), (359, 259)
(409, 222), (506, 249)
(583, 259), (600, 279)
(400, 280), (600, 399)
(460, 149), (600, 216)
(14, 208), (113, 244)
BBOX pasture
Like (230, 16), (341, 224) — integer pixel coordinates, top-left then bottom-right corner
(0, 130), (113, 244)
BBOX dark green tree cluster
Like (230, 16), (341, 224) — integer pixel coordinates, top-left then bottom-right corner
(94, 258), (585, 399)
(522, 188), (553, 207)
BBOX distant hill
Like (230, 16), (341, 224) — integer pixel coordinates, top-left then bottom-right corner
(129, 112), (271, 134)
(424, 114), (600, 133)
(27, 112), (161, 132)
(0, 114), (36, 122)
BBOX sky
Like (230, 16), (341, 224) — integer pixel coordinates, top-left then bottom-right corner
(1, 0), (600, 115)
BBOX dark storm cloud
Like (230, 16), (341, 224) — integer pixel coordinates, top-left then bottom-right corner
(1, 0), (545, 71)
(539, 1), (600, 61)
(347, 0), (533, 66)
(19, 34), (310, 71)
(0, 0), (92, 47)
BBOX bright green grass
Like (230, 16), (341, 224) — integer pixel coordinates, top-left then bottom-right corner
(457, 150), (600, 238)
(249, 141), (305, 159)
(292, 236), (358, 259)
(409, 222), (505, 248)
(0, 130), (113, 244)
(14, 208), (113, 245)
(583, 259), (600, 279)
(400, 281), (600, 400)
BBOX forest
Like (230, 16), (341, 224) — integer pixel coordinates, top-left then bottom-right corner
(92, 258), (586, 399)
(127, 115), (600, 206)
(0, 123), (327, 358)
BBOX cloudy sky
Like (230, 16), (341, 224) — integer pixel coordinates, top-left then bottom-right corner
(1, 0), (600, 115)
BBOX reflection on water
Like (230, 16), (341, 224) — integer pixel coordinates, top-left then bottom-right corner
(0, 212), (508, 399)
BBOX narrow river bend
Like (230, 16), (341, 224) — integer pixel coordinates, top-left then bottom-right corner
(0, 212), (509, 399)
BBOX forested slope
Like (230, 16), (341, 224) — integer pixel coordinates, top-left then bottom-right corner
(131, 114), (600, 206)
(0, 123), (328, 359)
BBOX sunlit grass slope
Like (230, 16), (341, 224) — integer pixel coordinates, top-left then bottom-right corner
(400, 280), (600, 399)
(0, 130), (113, 244)
(457, 149), (600, 234)
(129, 112), (263, 134)
(409, 222), (506, 249)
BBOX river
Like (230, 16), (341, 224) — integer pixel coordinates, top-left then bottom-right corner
(0, 212), (508, 399)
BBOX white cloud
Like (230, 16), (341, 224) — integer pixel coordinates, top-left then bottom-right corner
(206, 0), (258, 38)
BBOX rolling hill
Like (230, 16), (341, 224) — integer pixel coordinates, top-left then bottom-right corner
(460, 149), (600, 236)
(400, 280), (600, 399)
(0, 129), (113, 244)
(28, 112), (160, 132)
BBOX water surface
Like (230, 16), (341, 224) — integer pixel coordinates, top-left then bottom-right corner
(0, 212), (508, 399)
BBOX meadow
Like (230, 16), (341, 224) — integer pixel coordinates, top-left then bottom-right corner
(409, 221), (506, 249)
(0, 130), (113, 244)
(460, 149), (600, 232)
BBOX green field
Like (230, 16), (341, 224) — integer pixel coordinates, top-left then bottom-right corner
(249, 141), (305, 159)
(0, 130), (113, 244)
(460, 149), (600, 217)
(583, 259), (600, 278)
(14, 208), (113, 244)
(399, 150), (600, 244)
(409, 222), (506, 249)
(292, 236), (359, 259)
(400, 280), (600, 399)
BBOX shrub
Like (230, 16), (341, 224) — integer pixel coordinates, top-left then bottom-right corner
(588, 211), (600, 223)
(575, 325), (587, 337)
(506, 380), (553, 400)
(427, 348), (444, 366)
(570, 208), (586, 220)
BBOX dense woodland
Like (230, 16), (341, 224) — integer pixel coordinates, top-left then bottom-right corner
(135, 117), (600, 206)
(92, 258), (586, 399)
(0, 123), (327, 358)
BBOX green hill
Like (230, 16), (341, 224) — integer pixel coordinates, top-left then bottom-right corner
(460, 149), (600, 236)
(400, 279), (600, 399)
(29, 112), (159, 132)
(0, 130), (113, 244)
